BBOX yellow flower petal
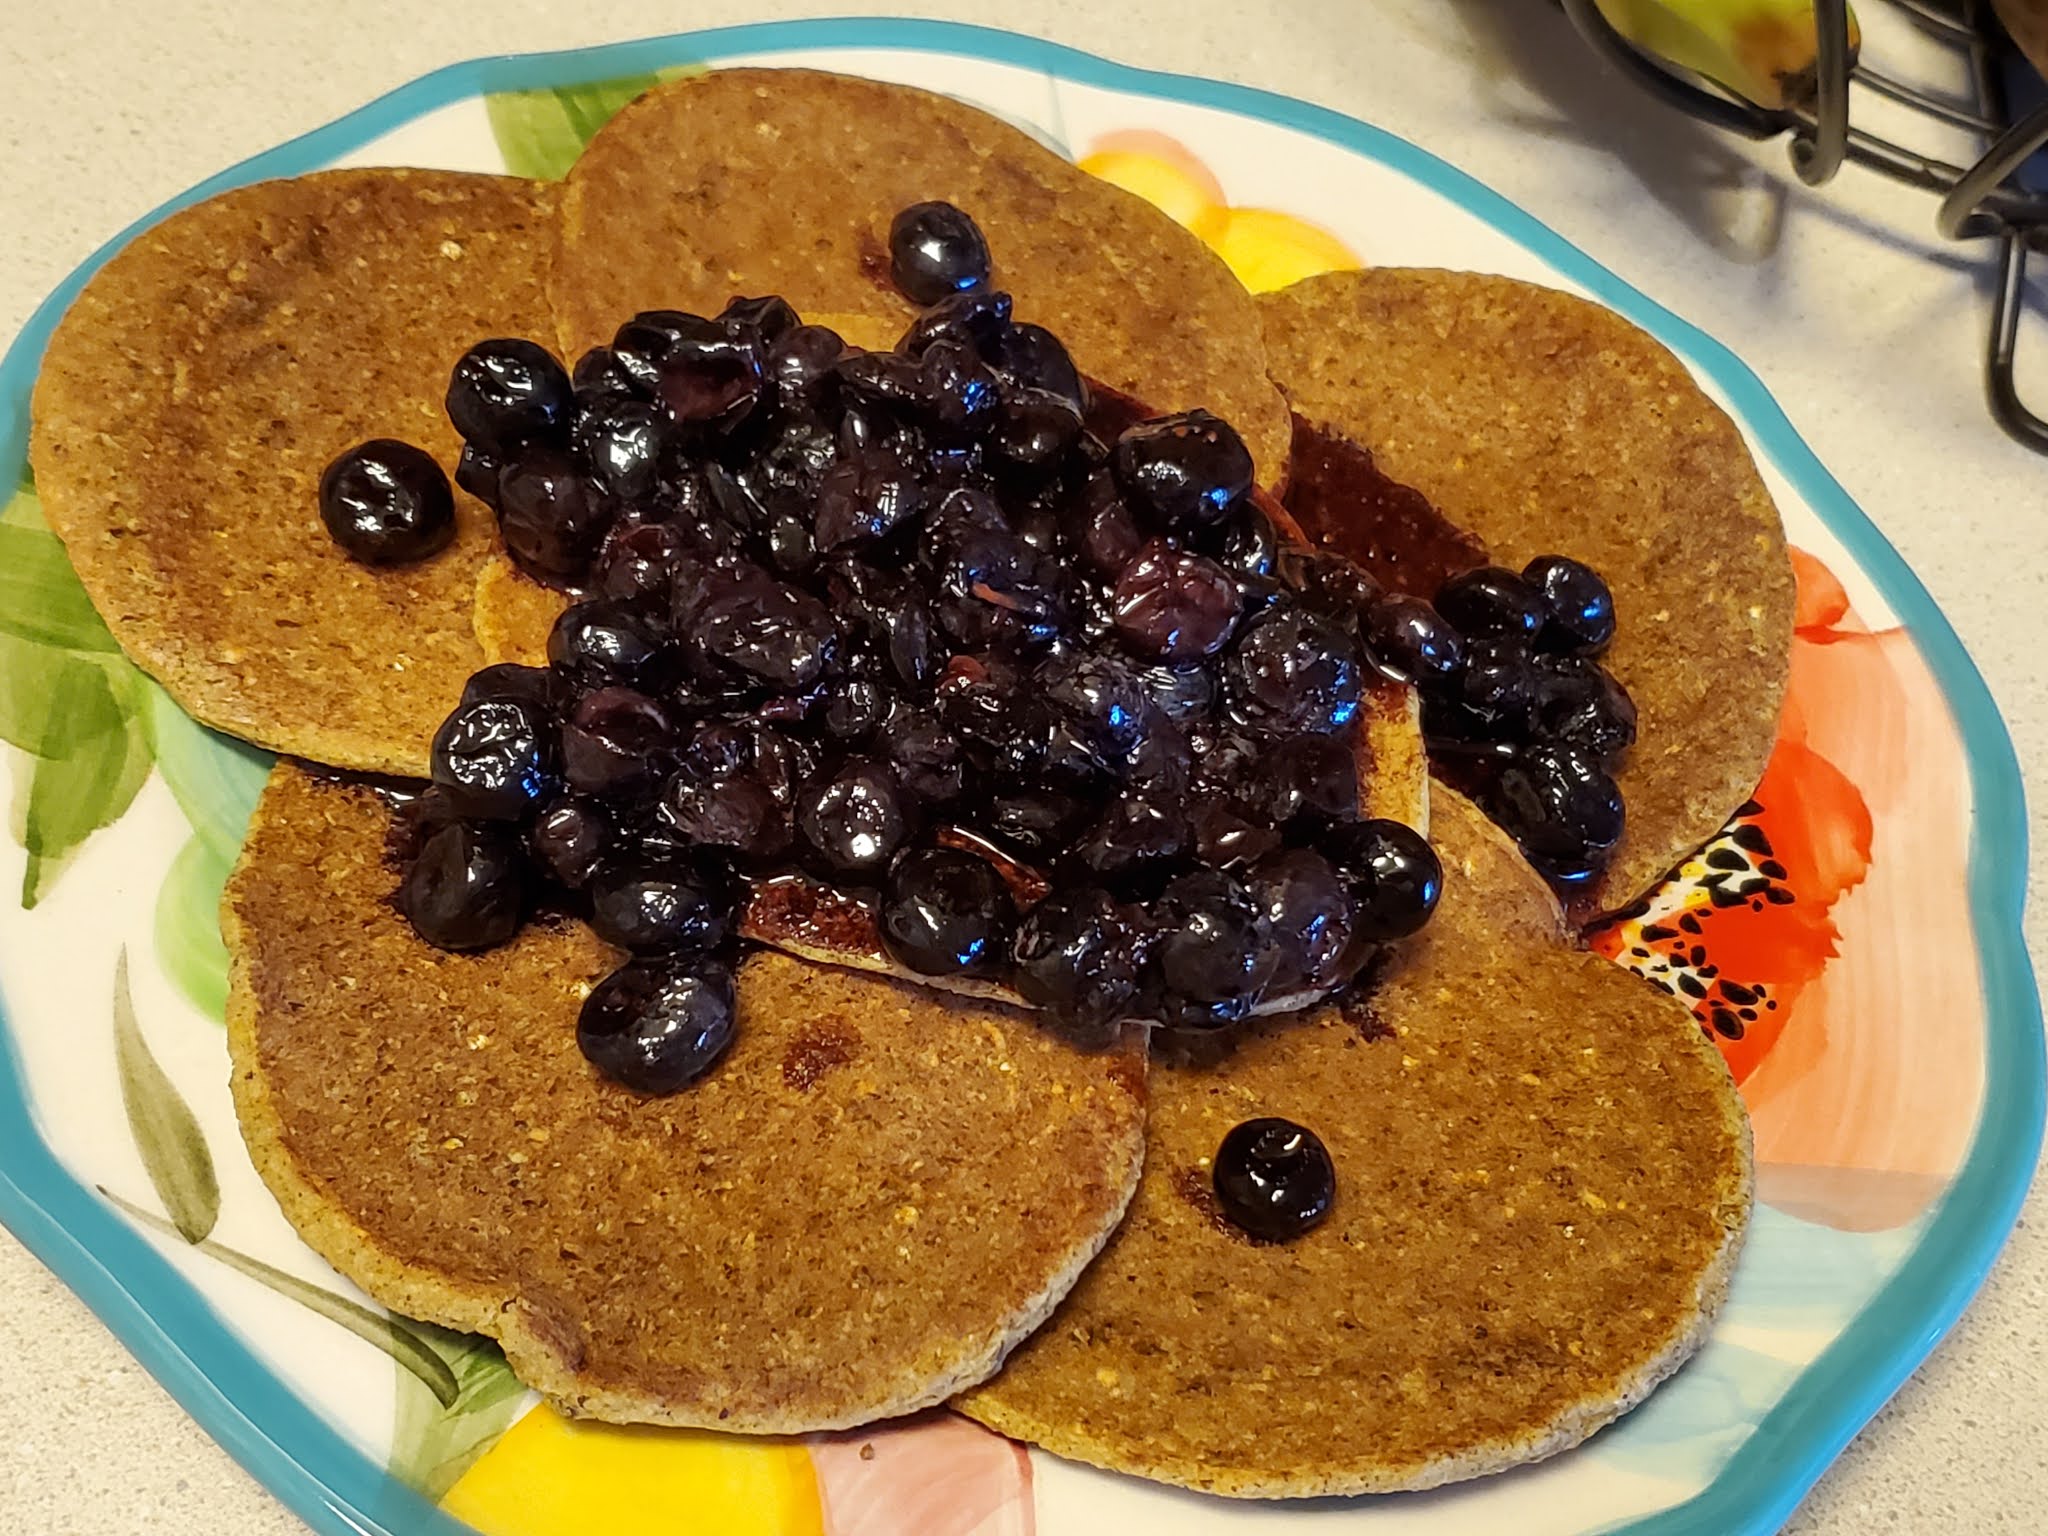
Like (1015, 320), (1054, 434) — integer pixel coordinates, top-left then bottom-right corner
(1079, 133), (1230, 241)
(1206, 207), (1361, 294)
(442, 1404), (824, 1536)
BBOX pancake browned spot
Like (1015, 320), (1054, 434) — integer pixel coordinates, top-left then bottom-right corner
(225, 763), (1148, 1431)
(551, 68), (1290, 483)
(1258, 269), (1794, 914)
(29, 169), (558, 776)
(956, 789), (1751, 1496)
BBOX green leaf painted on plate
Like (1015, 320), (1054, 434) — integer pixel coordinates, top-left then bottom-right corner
(0, 635), (125, 757)
(0, 522), (119, 653)
(101, 1188), (462, 1408)
(2, 476), (44, 528)
(154, 834), (236, 1021)
(389, 1324), (530, 1500)
(485, 65), (702, 180)
(17, 668), (152, 908)
(144, 683), (273, 861)
(112, 947), (220, 1244)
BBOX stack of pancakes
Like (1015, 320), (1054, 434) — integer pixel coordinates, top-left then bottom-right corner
(29, 69), (1783, 1496)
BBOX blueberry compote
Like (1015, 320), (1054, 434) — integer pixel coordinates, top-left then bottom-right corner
(386, 203), (1453, 1137)
(1281, 416), (1636, 897)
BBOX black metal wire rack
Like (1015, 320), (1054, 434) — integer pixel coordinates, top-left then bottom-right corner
(1560, 0), (2048, 453)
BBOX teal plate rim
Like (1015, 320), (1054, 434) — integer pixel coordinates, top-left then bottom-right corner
(0, 18), (2038, 1536)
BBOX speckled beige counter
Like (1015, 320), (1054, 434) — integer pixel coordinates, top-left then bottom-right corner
(0, 1), (2043, 1531)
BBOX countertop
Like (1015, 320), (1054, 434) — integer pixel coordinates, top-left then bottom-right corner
(0, 1), (2043, 1531)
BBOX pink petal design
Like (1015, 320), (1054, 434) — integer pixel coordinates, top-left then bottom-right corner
(809, 1411), (1033, 1536)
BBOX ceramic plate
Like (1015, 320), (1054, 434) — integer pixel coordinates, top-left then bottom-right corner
(0, 19), (2039, 1536)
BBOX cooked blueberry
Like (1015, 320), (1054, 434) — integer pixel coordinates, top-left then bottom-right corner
(765, 323), (846, 412)
(572, 345), (644, 402)
(795, 760), (914, 874)
(689, 567), (839, 691)
(1266, 734), (1358, 825)
(656, 766), (788, 862)
(718, 294), (800, 347)
(1067, 471), (1144, 578)
(1435, 565), (1546, 642)
(1111, 410), (1253, 532)
(1011, 887), (1142, 1036)
(447, 338), (573, 456)
(1112, 540), (1241, 662)
(1037, 651), (1154, 762)
(430, 697), (557, 820)
(897, 288), (1012, 361)
(995, 322), (1087, 416)
(822, 676), (888, 740)
(1425, 638), (1540, 744)
(400, 819), (526, 951)
(1158, 870), (1269, 1008)
(1361, 594), (1464, 687)
(1326, 818), (1442, 941)
(992, 387), (1083, 469)
(1138, 662), (1216, 724)
(455, 443), (503, 508)
(547, 599), (666, 689)
(586, 850), (732, 954)
(1250, 849), (1359, 995)
(1069, 789), (1190, 879)
(460, 662), (560, 715)
(578, 957), (736, 1094)
(560, 686), (676, 798)
(1489, 743), (1624, 887)
(595, 522), (685, 602)
(888, 200), (993, 304)
(1189, 795), (1281, 870)
(741, 726), (817, 808)
(911, 339), (1000, 439)
(873, 701), (967, 805)
(529, 794), (610, 889)
(317, 440), (455, 565)
(574, 398), (670, 502)
(1217, 502), (1280, 581)
(814, 449), (924, 550)
(1533, 656), (1637, 765)
(1213, 1118), (1334, 1241)
(1286, 549), (1382, 627)
(986, 786), (1087, 854)
(880, 848), (1015, 976)
(1222, 604), (1362, 735)
(657, 327), (764, 433)
(675, 721), (752, 780)
(1524, 554), (1617, 655)
(497, 445), (611, 583)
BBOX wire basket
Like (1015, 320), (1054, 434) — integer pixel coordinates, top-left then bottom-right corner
(1562, 0), (2048, 453)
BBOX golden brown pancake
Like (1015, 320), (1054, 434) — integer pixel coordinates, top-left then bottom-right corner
(225, 762), (1148, 1431)
(1258, 269), (1794, 914)
(957, 789), (1752, 1496)
(551, 68), (1291, 482)
(30, 169), (557, 776)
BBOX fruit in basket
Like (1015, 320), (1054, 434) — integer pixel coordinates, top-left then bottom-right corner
(1593, 0), (1862, 111)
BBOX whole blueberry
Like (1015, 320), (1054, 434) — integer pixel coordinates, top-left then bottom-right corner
(880, 847), (1016, 976)
(888, 200), (993, 304)
(1111, 410), (1253, 533)
(578, 957), (736, 1094)
(1524, 554), (1617, 655)
(400, 820), (527, 951)
(447, 338), (573, 457)
(318, 440), (455, 565)
(429, 697), (558, 821)
(1213, 1118), (1335, 1241)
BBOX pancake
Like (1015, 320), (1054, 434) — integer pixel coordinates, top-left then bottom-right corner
(225, 762), (1148, 1431)
(956, 788), (1752, 1496)
(29, 169), (558, 776)
(551, 68), (1291, 483)
(1257, 269), (1794, 914)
